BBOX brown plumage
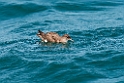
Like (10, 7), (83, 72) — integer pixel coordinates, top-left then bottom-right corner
(37, 30), (73, 43)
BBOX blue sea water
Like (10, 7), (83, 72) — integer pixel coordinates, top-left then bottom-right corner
(0, 0), (124, 83)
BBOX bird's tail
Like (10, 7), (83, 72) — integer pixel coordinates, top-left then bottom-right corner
(37, 30), (44, 35)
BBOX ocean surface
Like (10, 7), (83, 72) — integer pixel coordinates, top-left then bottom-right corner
(0, 0), (124, 83)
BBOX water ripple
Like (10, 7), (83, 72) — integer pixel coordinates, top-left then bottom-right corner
(0, 2), (48, 20)
(53, 1), (123, 12)
(0, 0), (124, 82)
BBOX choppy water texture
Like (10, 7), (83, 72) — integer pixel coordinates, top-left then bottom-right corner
(0, 0), (124, 83)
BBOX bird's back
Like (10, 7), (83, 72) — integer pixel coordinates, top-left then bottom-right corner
(45, 32), (60, 42)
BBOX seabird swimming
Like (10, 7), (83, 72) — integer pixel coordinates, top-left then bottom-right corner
(37, 30), (73, 43)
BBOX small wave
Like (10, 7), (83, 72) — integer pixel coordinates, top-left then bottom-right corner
(0, 3), (48, 20)
(69, 26), (124, 54)
(91, 1), (124, 7)
(92, 75), (124, 83)
(53, 1), (123, 12)
(95, 26), (124, 38)
(53, 2), (105, 12)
